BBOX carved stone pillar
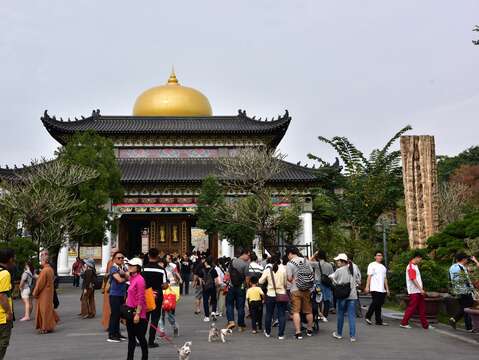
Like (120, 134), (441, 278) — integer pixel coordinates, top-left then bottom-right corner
(400, 136), (439, 249)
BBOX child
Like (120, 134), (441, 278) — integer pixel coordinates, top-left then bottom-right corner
(246, 276), (264, 333)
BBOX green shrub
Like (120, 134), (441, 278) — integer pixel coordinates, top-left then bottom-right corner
(427, 211), (479, 263)
(388, 249), (448, 294)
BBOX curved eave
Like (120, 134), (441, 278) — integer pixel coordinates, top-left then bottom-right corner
(41, 110), (291, 147)
(118, 158), (318, 186)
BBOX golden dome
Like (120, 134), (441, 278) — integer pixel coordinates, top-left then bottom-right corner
(133, 70), (212, 116)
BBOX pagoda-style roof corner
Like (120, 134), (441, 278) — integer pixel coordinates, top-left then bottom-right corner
(41, 109), (292, 147)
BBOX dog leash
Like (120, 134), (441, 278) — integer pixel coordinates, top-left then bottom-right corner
(148, 322), (179, 350)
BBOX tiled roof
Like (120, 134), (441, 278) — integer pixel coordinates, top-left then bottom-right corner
(118, 158), (318, 184)
(1, 157), (318, 186)
(41, 109), (291, 147)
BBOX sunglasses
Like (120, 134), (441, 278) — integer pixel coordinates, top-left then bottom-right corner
(116, 256), (124, 260)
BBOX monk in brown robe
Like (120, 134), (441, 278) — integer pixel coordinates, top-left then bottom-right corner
(101, 251), (116, 330)
(32, 258), (59, 334)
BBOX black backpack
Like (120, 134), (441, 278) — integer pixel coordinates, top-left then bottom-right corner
(229, 264), (245, 288)
(203, 268), (215, 290)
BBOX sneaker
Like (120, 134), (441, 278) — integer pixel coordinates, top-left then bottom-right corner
(278, 336), (285, 340)
(306, 329), (313, 337)
(365, 318), (372, 325)
(332, 332), (342, 339)
(448, 318), (457, 330)
(227, 321), (236, 330)
(427, 325), (435, 330)
(321, 317), (328, 323)
(264, 331), (271, 338)
(272, 320), (279, 327)
(107, 337), (121, 343)
(252, 330), (257, 334)
(203, 317), (210, 322)
(238, 326), (246, 332)
(173, 327), (179, 337)
(295, 333), (303, 340)
(148, 342), (159, 348)
(350, 337), (357, 342)
(400, 324), (412, 329)
(118, 335), (127, 341)
(378, 322), (389, 326)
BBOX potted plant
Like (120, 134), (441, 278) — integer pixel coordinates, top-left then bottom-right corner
(389, 250), (448, 323)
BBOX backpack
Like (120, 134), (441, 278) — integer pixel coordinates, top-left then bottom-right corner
(229, 263), (245, 288)
(203, 268), (215, 290)
(290, 258), (314, 291)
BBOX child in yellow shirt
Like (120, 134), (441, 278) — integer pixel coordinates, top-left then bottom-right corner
(246, 276), (264, 333)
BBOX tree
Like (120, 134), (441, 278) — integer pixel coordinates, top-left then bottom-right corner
(308, 125), (411, 256)
(438, 181), (472, 228)
(0, 159), (98, 266)
(437, 146), (479, 182)
(196, 175), (226, 244)
(201, 148), (303, 250)
(57, 130), (123, 245)
(450, 164), (479, 204)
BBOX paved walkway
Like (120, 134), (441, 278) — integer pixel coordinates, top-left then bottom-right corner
(6, 286), (479, 359)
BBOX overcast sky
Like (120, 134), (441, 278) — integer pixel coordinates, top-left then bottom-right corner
(1, 1), (478, 167)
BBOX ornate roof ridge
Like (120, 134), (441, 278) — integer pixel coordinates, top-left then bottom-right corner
(41, 108), (291, 124)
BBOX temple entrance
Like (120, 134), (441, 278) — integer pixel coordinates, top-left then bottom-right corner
(119, 214), (193, 258)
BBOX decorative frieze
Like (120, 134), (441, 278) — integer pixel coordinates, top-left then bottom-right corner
(118, 147), (239, 159)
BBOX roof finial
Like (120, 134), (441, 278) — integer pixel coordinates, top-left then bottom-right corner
(168, 66), (179, 85)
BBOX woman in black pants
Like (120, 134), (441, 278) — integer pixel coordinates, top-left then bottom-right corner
(125, 258), (148, 360)
(202, 256), (219, 321)
(180, 254), (192, 295)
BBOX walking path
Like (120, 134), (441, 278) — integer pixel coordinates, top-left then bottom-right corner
(6, 286), (478, 360)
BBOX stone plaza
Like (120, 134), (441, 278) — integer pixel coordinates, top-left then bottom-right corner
(6, 285), (478, 360)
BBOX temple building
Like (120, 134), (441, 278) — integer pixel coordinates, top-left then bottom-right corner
(2, 71), (318, 275)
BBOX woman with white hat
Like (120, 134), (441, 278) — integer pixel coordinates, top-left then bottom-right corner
(125, 257), (148, 360)
(329, 253), (360, 342)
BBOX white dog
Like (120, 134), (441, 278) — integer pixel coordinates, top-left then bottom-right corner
(208, 323), (232, 343)
(178, 341), (192, 360)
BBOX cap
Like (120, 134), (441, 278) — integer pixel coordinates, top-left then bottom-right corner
(334, 253), (349, 262)
(126, 257), (143, 267)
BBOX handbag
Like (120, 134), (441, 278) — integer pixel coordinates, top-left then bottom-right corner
(162, 286), (178, 312)
(145, 287), (156, 312)
(270, 268), (289, 303)
(333, 271), (352, 300)
(318, 262), (333, 288)
(120, 304), (135, 321)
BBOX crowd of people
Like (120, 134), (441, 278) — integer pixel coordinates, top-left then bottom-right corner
(0, 245), (477, 359)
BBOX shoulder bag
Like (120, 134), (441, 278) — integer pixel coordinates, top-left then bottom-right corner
(333, 271), (352, 300)
(270, 268), (289, 303)
(318, 262), (333, 288)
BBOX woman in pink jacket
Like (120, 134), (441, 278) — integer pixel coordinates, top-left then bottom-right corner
(125, 258), (148, 360)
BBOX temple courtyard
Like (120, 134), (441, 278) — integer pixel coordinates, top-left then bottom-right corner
(6, 285), (478, 360)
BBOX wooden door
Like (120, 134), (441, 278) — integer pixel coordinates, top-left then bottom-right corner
(150, 218), (189, 256)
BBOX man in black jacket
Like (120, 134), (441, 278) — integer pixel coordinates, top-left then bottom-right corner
(142, 248), (168, 348)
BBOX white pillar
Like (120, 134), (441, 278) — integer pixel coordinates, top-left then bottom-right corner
(221, 238), (234, 258)
(298, 212), (313, 256)
(101, 229), (112, 274)
(57, 244), (70, 276)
